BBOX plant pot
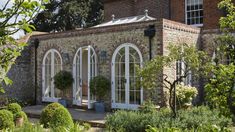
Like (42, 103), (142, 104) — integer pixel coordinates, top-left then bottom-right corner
(94, 102), (105, 113)
(15, 117), (24, 127)
(58, 99), (67, 107)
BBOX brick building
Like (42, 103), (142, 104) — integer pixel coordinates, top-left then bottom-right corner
(1, 0), (230, 110)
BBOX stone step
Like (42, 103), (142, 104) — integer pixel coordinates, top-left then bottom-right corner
(24, 105), (107, 128)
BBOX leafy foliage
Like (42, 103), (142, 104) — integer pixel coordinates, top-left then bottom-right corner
(204, 0), (235, 117)
(54, 70), (73, 90)
(0, 109), (14, 130)
(40, 102), (63, 128)
(7, 103), (22, 114)
(90, 75), (110, 101)
(137, 43), (209, 117)
(218, 0), (235, 31)
(0, 0), (46, 93)
(32, 0), (104, 32)
(139, 100), (158, 114)
(205, 64), (235, 117)
(49, 106), (74, 130)
(105, 106), (232, 132)
(145, 125), (232, 132)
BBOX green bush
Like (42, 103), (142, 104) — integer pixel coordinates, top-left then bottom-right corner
(54, 70), (73, 90)
(139, 100), (158, 114)
(13, 122), (44, 132)
(90, 75), (110, 100)
(105, 106), (232, 132)
(14, 111), (28, 123)
(52, 123), (91, 132)
(145, 125), (232, 132)
(7, 103), (22, 114)
(40, 102), (63, 128)
(49, 106), (73, 130)
(0, 110), (14, 130)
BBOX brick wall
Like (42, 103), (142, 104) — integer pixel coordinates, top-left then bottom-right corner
(104, 0), (169, 21)
(170, 0), (185, 24)
(27, 19), (200, 108)
(203, 0), (223, 30)
(170, 0), (229, 30)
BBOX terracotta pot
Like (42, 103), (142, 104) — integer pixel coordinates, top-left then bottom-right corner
(15, 117), (24, 127)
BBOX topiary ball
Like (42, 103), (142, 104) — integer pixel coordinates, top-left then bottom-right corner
(14, 111), (28, 123)
(40, 103), (63, 128)
(49, 106), (73, 130)
(54, 70), (74, 90)
(0, 110), (14, 130)
(7, 103), (22, 114)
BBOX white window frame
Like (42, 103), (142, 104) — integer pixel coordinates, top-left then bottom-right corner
(185, 0), (203, 26)
(176, 60), (192, 86)
(111, 43), (143, 109)
(42, 49), (63, 102)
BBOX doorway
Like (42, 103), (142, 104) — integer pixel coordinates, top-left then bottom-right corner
(73, 46), (97, 109)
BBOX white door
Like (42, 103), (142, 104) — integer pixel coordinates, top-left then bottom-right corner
(111, 43), (143, 109)
(73, 48), (82, 105)
(73, 46), (97, 109)
(88, 46), (97, 109)
(42, 49), (62, 102)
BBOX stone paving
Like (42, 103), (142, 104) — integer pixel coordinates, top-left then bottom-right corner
(23, 105), (108, 127)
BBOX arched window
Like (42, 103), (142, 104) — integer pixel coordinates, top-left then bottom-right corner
(111, 43), (143, 109)
(42, 49), (62, 102)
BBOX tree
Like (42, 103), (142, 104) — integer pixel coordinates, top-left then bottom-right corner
(205, 0), (235, 116)
(137, 43), (208, 117)
(32, 0), (104, 32)
(0, 0), (45, 93)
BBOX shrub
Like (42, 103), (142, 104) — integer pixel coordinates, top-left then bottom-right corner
(90, 75), (110, 100)
(49, 106), (73, 130)
(14, 111), (28, 123)
(139, 100), (158, 114)
(7, 103), (22, 114)
(0, 110), (14, 130)
(105, 106), (232, 132)
(40, 102), (63, 128)
(13, 122), (44, 132)
(54, 70), (73, 90)
(53, 123), (91, 132)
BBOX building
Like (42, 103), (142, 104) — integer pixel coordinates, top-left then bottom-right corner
(1, 0), (229, 110)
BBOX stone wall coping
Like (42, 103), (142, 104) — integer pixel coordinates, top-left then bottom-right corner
(162, 19), (201, 34)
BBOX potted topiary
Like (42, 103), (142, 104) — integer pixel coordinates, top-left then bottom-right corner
(54, 71), (73, 107)
(14, 111), (28, 127)
(90, 75), (110, 113)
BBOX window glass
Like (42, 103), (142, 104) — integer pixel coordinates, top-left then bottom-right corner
(186, 0), (203, 25)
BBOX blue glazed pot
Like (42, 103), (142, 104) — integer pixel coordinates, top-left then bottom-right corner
(94, 102), (105, 113)
(58, 99), (67, 107)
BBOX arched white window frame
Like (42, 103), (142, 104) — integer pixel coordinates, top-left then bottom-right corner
(42, 49), (62, 102)
(111, 43), (143, 109)
(72, 46), (97, 109)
